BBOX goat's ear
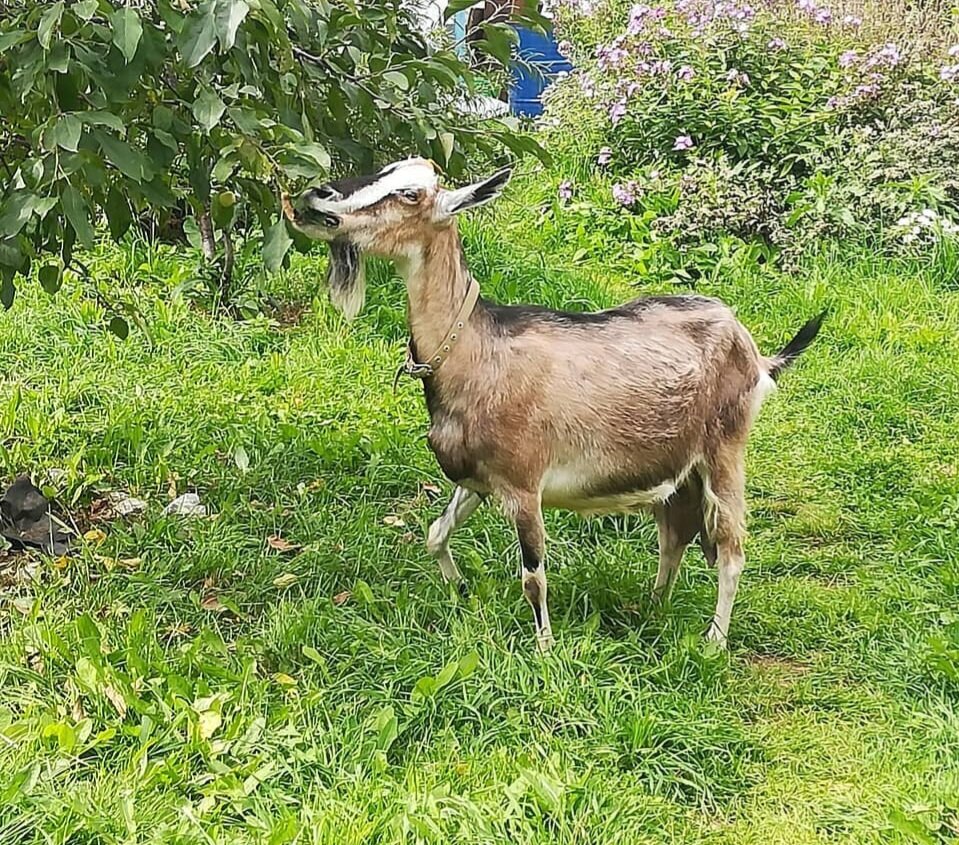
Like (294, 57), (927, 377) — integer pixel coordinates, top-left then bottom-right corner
(434, 167), (512, 219)
(326, 240), (366, 320)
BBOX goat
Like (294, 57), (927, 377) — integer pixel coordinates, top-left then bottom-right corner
(288, 157), (825, 650)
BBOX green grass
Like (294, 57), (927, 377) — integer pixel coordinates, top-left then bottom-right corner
(2, 176), (959, 844)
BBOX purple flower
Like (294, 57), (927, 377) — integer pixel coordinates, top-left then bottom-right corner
(558, 181), (573, 202)
(796, 0), (816, 12)
(767, 37), (786, 50)
(610, 99), (628, 124)
(814, 7), (832, 24)
(949, 45), (959, 58)
(597, 146), (613, 165)
(839, 50), (858, 68)
(725, 68), (749, 86)
(841, 14), (861, 26)
(557, 40), (573, 58)
(677, 64), (695, 81)
(673, 134), (694, 151)
(612, 180), (641, 206)
(650, 59), (673, 75)
(854, 83), (879, 98)
(825, 95), (842, 108)
(868, 42), (901, 68)
(941, 64), (959, 82)
(578, 73), (596, 98)
(596, 40), (629, 69)
(627, 3), (652, 34)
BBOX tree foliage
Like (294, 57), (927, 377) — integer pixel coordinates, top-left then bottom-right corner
(0, 0), (546, 310)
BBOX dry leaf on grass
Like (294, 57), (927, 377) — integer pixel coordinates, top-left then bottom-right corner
(332, 590), (351, 606)
(163, 493), (207, 518)
(198, 710), (222, 740)
(382, 515), (405, 528)
(12, 596), (34, 615)
(103, 685), (128, 718)
(97, 556), (142, 572)
(266, 536), (300, 554)
(201, 594), (225, 612)
(83, 529), (107, 545)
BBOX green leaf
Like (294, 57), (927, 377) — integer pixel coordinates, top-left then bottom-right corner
(212, 153), (237, 183)
(263, 217), (292, 273)
(458, 650), (479, 678)
(111, 8), (142, 63)
(105, 185), (132, 240)
(108, 316), (129, 339)
(373, 706), (398, 752)
(61, 185), (95, 248)
(74, 1), (99, 21)
(96, 131), (154, 182)
(384, 70), (409, 92)
(0, 30), (28, 52)
(179, 6), (217, 68)
(0, 194), (37, 237)
(0, 274), (14, 310)
(233, 445), (249, 472)
(439, 131), (454, 165)
(301, 645), (325, 665)
(44, 113), (82, 152)
(213, 0), (250, 52)
(434, 659), (458, 692)
(38, 264), (62, 294)
(78, 111), (126, 133)
(294, 142), (330, 169)
(477, 22), (517, 67)
(38, 2), (65, 51)
(192, 88), (226, 132)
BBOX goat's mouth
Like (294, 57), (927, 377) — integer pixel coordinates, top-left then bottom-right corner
(282, 192), (342, 236)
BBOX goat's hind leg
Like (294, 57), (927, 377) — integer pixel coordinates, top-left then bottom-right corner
(651, 479), (704, 604)
(427, 486), (482, 596)
(702, 452), (747, 648)
(513, 493), (553, 652)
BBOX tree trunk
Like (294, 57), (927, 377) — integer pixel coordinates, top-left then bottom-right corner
(198, 210), (216, 263)
(219, 228), (235, 306)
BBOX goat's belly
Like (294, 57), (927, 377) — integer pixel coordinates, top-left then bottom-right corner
(540, 465), (682, 515)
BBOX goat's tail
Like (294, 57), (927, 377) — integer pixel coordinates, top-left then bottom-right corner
(765, 310), (827, 381)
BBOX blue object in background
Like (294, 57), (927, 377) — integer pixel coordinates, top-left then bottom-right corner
(510, 27), (572, 116)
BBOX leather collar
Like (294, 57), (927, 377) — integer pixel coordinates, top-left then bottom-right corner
(396, 277), (479, 384)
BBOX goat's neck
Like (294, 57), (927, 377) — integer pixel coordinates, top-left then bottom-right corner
(398, 225), (478, 361)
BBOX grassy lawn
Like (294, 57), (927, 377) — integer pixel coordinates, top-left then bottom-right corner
(2, 177), (959, 843)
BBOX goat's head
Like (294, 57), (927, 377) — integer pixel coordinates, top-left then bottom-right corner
(290, 157), (511, 318)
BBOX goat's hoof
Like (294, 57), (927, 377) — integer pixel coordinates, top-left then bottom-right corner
(650, 587), (669, 606)
(456, 580), (470, 600)
(536, 633), (555, 653)
(704, 622), (728, 649)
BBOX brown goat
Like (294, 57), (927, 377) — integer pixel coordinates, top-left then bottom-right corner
(290, 158), (824, 650)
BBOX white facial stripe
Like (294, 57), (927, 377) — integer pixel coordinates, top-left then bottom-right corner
(310, 161), (438, 214)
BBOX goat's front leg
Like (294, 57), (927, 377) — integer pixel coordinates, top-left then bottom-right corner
(426, 486), (482, 596)
(514, 495), (554, 652)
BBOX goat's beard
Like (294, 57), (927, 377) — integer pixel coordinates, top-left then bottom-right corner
(326, 239), (366, 320)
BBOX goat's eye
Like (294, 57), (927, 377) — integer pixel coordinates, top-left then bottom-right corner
(399, 189), (422, 203)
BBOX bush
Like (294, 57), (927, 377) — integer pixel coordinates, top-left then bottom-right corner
(542, 0), (959, 264)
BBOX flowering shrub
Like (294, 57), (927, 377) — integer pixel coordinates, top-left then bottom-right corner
(543, 0), (959, 262)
